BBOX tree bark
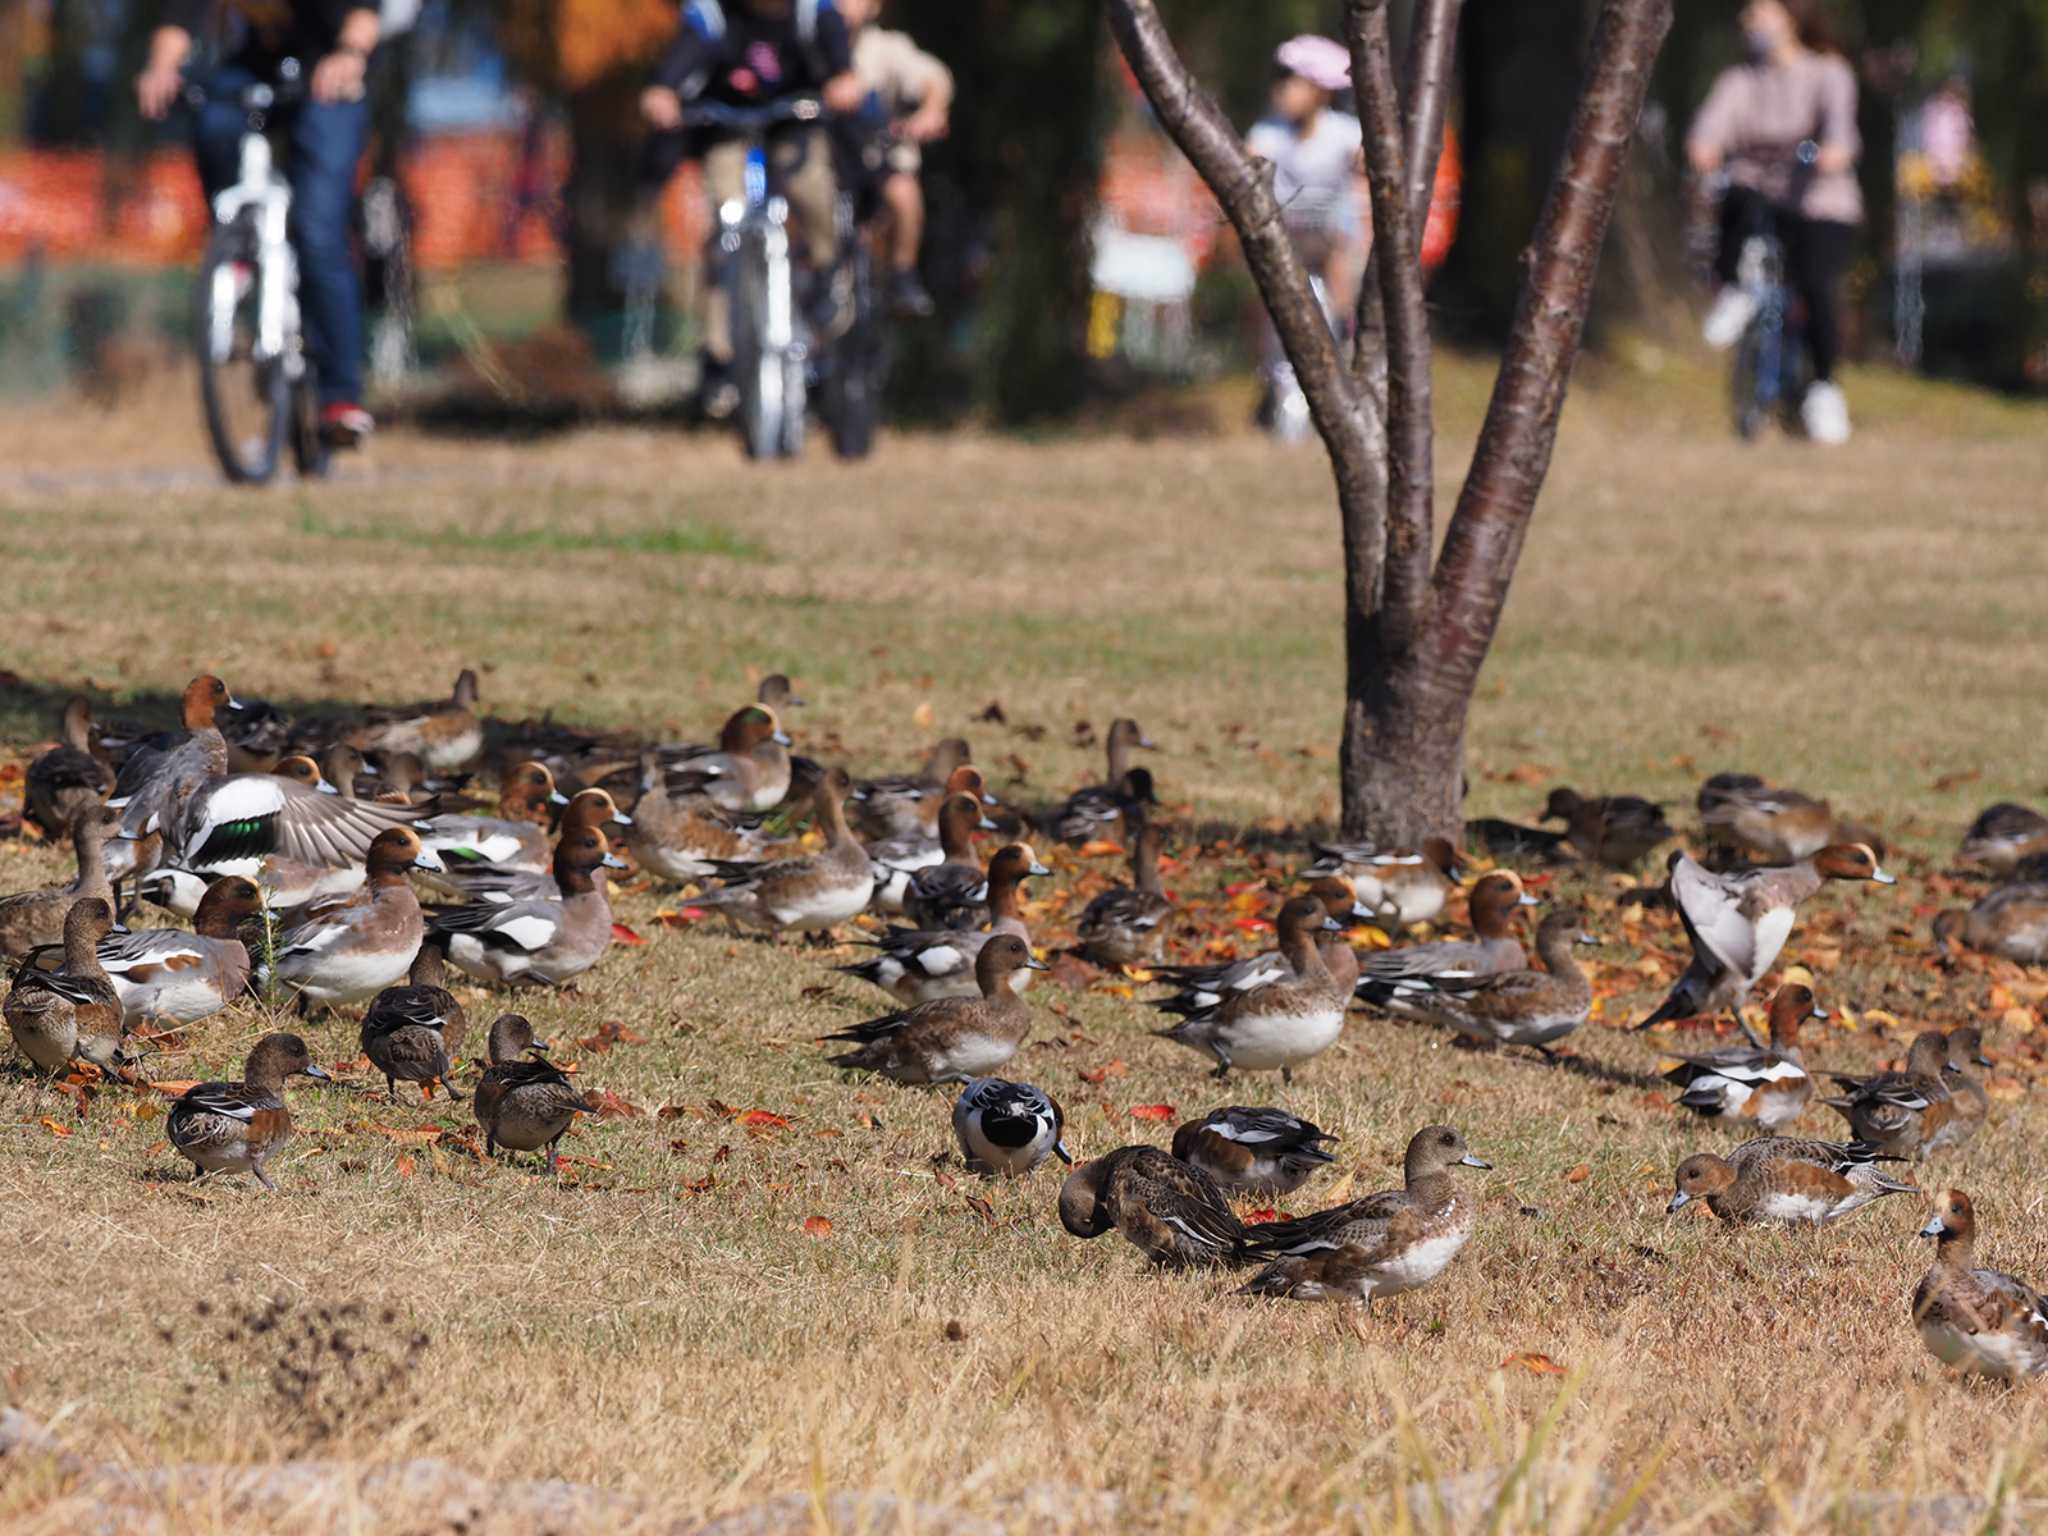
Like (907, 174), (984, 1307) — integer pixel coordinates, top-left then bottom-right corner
(1398, 0), (1463, 253)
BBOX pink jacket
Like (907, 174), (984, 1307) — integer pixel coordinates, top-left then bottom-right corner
(1689, 52), (1862, 225)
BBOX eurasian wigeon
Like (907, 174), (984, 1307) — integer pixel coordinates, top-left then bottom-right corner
(1057, 1144), (1242, 1269)
(24, 695), (113, 840)
(1957, 802), (2048, 877)
(626, 751), (780, 886)
(416, 761), (568, 878)
(1824, 1028), (1987, 1159)
(166, 1031), (330, 1190)
(1154, 895), (1347, 1082)
(1542, 787), (1675, 869)
(1077, 820), (1174, 968)
(361, 943), (469, 1101)
(0, 805), (118, 960)
(1913, 1189), (2048, 1380)
(1698, 773), (1836, 864)
(349, 668), (483, 773)
(1047, 718), (1158, 845)
(838, 843), (1049, 1005)
(1148, 877), (1372, 1020)
(165, 750), (421, 882)
(1932, 884), (2048, 966)
(271, 827), (442, 1011)
(664, 704), (794, 813)
(952, 1078), (1070, 1176)
(867, 766), (994, 912)
(432, 828), (626, 988)
(473, 1012), (603, 1171)
(1661, 982), (1821, 1131)
(1366, 908), (1597, 1053)
(901, 792), (1001, 931)
(430, 788), (631, 905)
(4, 897), (127, 1078)
(1171, 1106), (1337, 1198)
(1666, 1135), (1915, 1224)
(96, 874), (264, 1026)
(825, 933), (1045, 1084)
(849, 737), (975, 842)
(1302, 835), (1463, 931)
(692, 767), (875, 936)
(108, 675), (235, 879)
(1353, 869), (1537, 1017)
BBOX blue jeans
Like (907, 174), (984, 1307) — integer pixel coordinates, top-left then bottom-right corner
(192, 62), (369, 405)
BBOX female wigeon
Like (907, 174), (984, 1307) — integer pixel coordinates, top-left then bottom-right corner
(1077, 821), (1175, 969)
(109, 675), (235, 878)
(665, 705), (794, 813)
(626, 752), (780, 885)
(473, 1013), (603, 1171)
(952, 1078), (1070, 1176)
(1932, 884), (2048, 966)
(1057, 1144), (1243, 1269)
(850, 737), (974, 841)
(0, 805), (118, 960)
(1913, 1190), (2048, 1380)
(1662, 983), (1821, 1130)
(825, 933), (1045, 1084)
(1154, 895), (1347, 1082)
(166, 1031), (330, 1190)
(1303, 836), (1463, 931)
(1366, 909), (1597, 1054)
(867, 766), (995, 912)
(96, 875), (264, 1026)
(1666, 1136), (1916, 1224)
(1354, 869), (1538, 1017)
(24, 695), (113, 840)
(1957, 802), (2048, 876)
(432, 828), (626, 988)
(1171, 1106), (1337, 1198)
(271, 827), (442, 1011)
(1824, 1029), (1987, 1159)
(902, 792), (1001, 930)
(1238, 1125), (1490, 1302)
(1542, 787), (1675, 869)
(1048, 718), (1158, 845)
(361, 944), (469, 1102)
(1636, 844), (1895, 1038)
(219, 695), (292, 774)
(838, 843), (1049, 1005)
(692, 767), (875, 936)
(1698, 774), (1836, 864)
(431, 788), (631, 905)
(349, 668), (483, 773)
(1149, 877), (1373, 1020)
(4, 897), (126, 1079)
(417, 761), (568, 878)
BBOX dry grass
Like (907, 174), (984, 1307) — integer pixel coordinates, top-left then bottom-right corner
(2, 351), (2048, 1534)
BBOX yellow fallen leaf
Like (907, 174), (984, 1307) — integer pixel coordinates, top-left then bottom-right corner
(1502, 1352), (1567, 1375)
(912, 701), (935, 730)
(2000, 1007), (2036, 1036)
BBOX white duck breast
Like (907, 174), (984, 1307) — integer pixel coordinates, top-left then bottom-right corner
(274, 927), (418, 1005)
(1920, 1315), (2048, 1378)
(767, 882), (872, 931)
(420, 820), (544, 869)
(436, 895), (611, 986)
(1211, 1006), (1345, 1070)
(1376, 1225), (1472, 1295)
(928, 1032), (1026, 1081)
(98, 931), (243, 1024)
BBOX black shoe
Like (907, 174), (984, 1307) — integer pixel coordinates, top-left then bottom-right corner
(699, 357), (737, 420)
(890, 270), (936, 319)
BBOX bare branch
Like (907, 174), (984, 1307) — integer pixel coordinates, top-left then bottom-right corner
(1399, 0), (1463, 252)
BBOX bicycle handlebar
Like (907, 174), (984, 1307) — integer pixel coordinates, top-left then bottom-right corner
(181, 61), (309, 115)
(676, 98), (824, 132)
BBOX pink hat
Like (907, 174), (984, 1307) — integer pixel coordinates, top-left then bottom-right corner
(1274, 35), (1351, 93)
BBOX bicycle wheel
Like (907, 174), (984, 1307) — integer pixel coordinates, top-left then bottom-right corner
(1730, 322), (1765, 441)
(823, 248), (879, 461)
(288, 368), (330, 479)
(733, 240), (786, 460)
(196, 221), (288, 485)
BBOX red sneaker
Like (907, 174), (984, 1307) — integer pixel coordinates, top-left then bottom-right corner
(319, 401), (374, 447)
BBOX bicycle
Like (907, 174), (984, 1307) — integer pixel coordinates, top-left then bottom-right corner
(187, 62), (328, 484)
(1714, 142), (1818, 441)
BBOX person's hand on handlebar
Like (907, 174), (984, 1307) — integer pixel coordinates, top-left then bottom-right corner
(642, 85), (684, 130)
(310, 9), (379, 103)
(821, 72), (863, 115)
(898, 100), (950, 145)
(135, 24), (191, 120)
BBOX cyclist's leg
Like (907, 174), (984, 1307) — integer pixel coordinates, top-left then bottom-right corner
(1783, 212), (1852, 383)
(700, 139), (748, 367)
(284, 87), (372, 418)
(1713, 184), (1770, 287)
(190, 64), (257, 203)
(778, 126), (840, 274)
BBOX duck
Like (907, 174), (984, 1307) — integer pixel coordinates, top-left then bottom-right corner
(1149, 875), (1373, 1018)
(625, 752), (781, 886)
(430, 828), (626, 988)
(416, 761), (569, 878)
(360, 944), (469, 1102)
(1932, 883), (2048, 966)
(849, 737), (975, 842)
(1541, 787), (1675, 869)
(691, 767), (875, 937)
(1057, 1144), (1243, 1269)
(473, 1013), (604, 1171)
(1635, 844), (1895, 1039)
(824, 933), (1044, 1084)
(664, 704), (794, 813)
(1302, 836), (1463, 930)
(215, 695), (292, 776)
(1698, 774), (1836, 864)
(349, 668), (482, 773)
(0, 805), (118, 960)
(430, 788), (632, 905)
(165, 1031), (330, 1190)
(866, 765), (995, 911)
(1077, 820), (1174, 968)
(1665, 1135), (1916, 1224)
(900, 792), (1001, 930)
(1237, 1125), (1490, 1302)
(1364, 908), (1597, 1053)
(1353, 869), (1538, 1018)
(1957, 803), (2048, 876)
(1153, 894), (1347, 1083)
(24, 695), (114, 839)
(1044, 719), (1156, 846)
(107, 675), (236, 880)
(1824, 1029), (1987, 1159)
(270, 827), (442, 1011)
(1912, 1189), (2048, 1380)
(1171, 1106), (1338, 1198)
(1661, 982), (1822, 1131)
(837, 843), (1049, 1005)
(952, 1078), (1070, 1175)
(162, 749), (422, 883)
(4, 897), (128, 1079)
(95, 874), (263, 1026)
(1463, 817), (1574, 863)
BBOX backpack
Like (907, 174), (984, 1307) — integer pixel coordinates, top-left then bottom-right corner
(683, 0), (829, 45)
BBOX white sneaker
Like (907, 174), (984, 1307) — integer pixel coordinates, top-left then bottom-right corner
(1801, 381), (1852, 445)
(1701, 285), (1757, 349)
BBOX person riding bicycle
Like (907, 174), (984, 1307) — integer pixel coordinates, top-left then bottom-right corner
(642, 0), (864, 418)
(1688, 0), (1861, 446)
(838, 0), (952, 319)
(135, 0), (380, 448)
(1246, 36), (1367, 327)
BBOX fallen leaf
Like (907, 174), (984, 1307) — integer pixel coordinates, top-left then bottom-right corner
(912, 701), (935, 729)
(586, 1089), (643, 1119)
(802, 1215), (833, 1238)
(150, 1081), (200, 1097)
(1564, 1163), (1590, 1183)
(1078, 1059), (1128, 1085)
(1077, 839), (1125, 858)
(39, 1117), (71, 1138)
(610, 922), (647, 946)
(963, 1194), (997, 1225)
(2001, 1007), (2037, 1037)
(1501, 1352), (1567, 1374)
(1231, 916), (1274, 933)
(1241, 1207), (1282, 1224)
(738, 1109), (792, 1134)
(1129, 1103), (1177, 1121)
(655, 907), (707, 925)
(395, 1153), (417, 1177)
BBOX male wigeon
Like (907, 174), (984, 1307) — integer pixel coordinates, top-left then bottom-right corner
(665, 705), (794, 813)
(432, 828), (626, 988)
(1698, 774), (1836, 864)
(1077, 821), (1174, 968)
(850, 737), (975, 841)
(1824, 1029), (1987, 1159)
(361, 944), (469, 1101)
(1932, 884), (2048, 966)
(867, 766), (995, 912)
(417, 761), (568, 878)
(1666, 1136), (1915, 1224)
(1353, 869), (1538, 1018)
(473, 1012), (603, 1170)
(1366, 909), (1597, 1054)
(96, 874), (264, 1026)
(1303, 836), (1463, 931)
(431, 788), (631, 905)
(1957, 803), (2048, 876)
(1148, 877), (1372, 1020)
(952, 1078), (1070, 1176)
(1636, 844), (1895, 1038)
(24, 695), (113, 840)
(1238, 1125), (1490, 1302)
(108, 675), (235, 878)
(1057, 1144), (1243, 1268)
(692, 767), (875, 935)
(626, 752), (779, 886)
(4, 897), (127, 1079)
(349, 668), (483, 773)
(1662, 982), (1822, 1130)
(1048, 718), (1158, 845)
(166, 1031), (330, 1190)
(1154, 895), (1347, 1082)
(0, 805), (118, 960)
(271, 827), (442, 1011)
(1913, 1189), (2048, 1380)
(837, 843), (1049, 1005)
(164, 751), (421, 882)
(1542, 787), (1675, 869)
(901, 792), (1001, 930)
(1171, 1106), (1338, 1198)
(825, 933), (1045, 1084)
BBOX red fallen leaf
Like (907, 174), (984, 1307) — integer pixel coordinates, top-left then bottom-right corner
(610, 922), (646, 946)
(963, 1194), (997, 1225)
(1563, 1163), (1591, 1183)
(668, 1137), (690, 1154)
(1129, 1103), (1176, 1121)
(655, 908), (708, 926)
(143, 1138), (168, 1157)
(1241, 1207), (1282, 1224)
(39, 1117), (72, 1138)
(683, 1173), (717, 1194)
(1232, 916), (1275, 933)
(802, 1215), (833, 1238)
(1078, 1059), (1129, 1085)
(1501, 1352), (1567, 1375)
(738, 1109), (792, 1134)
(586, 1090), (643, 1119)
(150, 1081), (201, 1097)
(395, 1153), (416, 1177)
(711, 1143), (733, 1164)
(1077, 839), (1126, 859)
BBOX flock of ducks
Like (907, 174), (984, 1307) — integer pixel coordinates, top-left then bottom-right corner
(6, 671), (2048, 1378)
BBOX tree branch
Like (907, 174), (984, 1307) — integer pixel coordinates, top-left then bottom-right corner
(1399, 0), (1463, 253)
(1429, 0), (1672, 690)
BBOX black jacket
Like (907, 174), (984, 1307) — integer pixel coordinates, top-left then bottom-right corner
(654, 1), (852, 105)
(165, 0), (376, 64)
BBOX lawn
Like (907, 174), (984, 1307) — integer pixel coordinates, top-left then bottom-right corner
(2, 351), (2047, 1535)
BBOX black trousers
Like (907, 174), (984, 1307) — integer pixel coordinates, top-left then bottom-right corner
(1715, 184), (1854, 382)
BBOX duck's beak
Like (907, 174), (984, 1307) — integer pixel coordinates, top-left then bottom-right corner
(1322, 916), (1343, 931)
(772, 730), (793, 747)
(411, 847), (447, 873)
(1137, 735), (1157, 750)
(1918, 1213), (1945, 1239)
(1458, 1153), (1492, 1170)
(977, 816), (1000, 832)
(981, 792), (999, 806)
(1871, 866), (1897, 885)
(1576, 932), (1601, 946)
(601, 852), (629, 870)
(548, 790), (571, 807)
(1054, 1139), (1074, 1164)
(1519, 892), (1541, 906)
(1811, 1004), (1831, 1020)
(302, 1063), (332, 1082)
(1025, 956), (1051, 972)
(1666, 1190), (1692, 1214)
(316, 780), (340, 795)
(609, 810), (635, 827)
(528, 1039), (553, 1055)
(1029, 862), (1052, 878)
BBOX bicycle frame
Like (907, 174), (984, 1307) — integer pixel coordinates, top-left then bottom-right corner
(202, 84), (303, 381)
(736, 143), (799, 365)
